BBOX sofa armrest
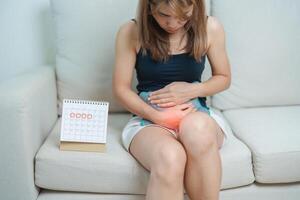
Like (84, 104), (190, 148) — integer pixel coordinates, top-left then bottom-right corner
(0, 66), (58, 200)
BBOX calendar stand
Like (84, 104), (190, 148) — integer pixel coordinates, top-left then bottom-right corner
(59, 99), (109, 153)
(60, 141), (106, 152)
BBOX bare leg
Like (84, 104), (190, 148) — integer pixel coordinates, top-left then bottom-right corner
(178, 112), (225, 200)
(129, 126), (187, 200)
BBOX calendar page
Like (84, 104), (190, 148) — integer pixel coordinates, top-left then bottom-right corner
(60, 99), (109, 143)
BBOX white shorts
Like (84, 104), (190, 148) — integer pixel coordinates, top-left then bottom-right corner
(121, 108), (231, 152)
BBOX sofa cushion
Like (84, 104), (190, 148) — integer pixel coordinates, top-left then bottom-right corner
(50, 0), (139, 114)
(211, 0), (300, 110)
(50, 0), (212, 114)
(223, 106), (300, 183)
(35, 111), (254, 194)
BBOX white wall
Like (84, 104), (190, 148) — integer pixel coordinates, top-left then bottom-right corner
(0, 0), (56, 82)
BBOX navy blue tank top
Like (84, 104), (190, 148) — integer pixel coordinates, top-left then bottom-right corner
(135, 49), (208, 108)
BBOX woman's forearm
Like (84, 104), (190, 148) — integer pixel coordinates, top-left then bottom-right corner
(114, 87), (160, 122)
(191, 75), (231, 98)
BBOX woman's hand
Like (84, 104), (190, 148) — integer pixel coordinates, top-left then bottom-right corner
(148, 81), (199, 108)
(152, 102), (197, 130)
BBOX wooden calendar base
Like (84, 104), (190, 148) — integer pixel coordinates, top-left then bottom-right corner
(60, 141), (106, 153)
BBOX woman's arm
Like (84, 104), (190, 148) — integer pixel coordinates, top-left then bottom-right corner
(193, 16), (231, 97)
(112, 22), (159, 122)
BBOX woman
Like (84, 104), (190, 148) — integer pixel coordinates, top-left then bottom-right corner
(113, 0), (231, 199)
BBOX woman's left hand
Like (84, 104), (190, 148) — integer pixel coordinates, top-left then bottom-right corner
(149, 81), (198, 108)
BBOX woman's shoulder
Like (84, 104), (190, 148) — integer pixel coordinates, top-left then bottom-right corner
(206, 16), (225, 50)
(207, 16), (224, 33)
(116, 20), (140, 53)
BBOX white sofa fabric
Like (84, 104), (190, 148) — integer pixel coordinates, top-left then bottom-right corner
(0, 66), (58, 200)
(51, 0), (139, 114)
(1, 0), (300, 200)
(223, 106), (300, 183)
(35, 112), (254, 194)
(34, 0), (300, 197)
(211, 0), (300, 110)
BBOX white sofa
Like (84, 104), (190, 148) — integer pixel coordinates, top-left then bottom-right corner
(1, 0), (300, 199)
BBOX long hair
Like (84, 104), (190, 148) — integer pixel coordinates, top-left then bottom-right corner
(136, 0), (208, 62)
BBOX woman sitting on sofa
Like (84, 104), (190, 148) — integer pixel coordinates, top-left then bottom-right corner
(113, 0), (231, 199)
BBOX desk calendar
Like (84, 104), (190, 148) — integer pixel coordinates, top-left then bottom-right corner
(59, 99), (109, 152)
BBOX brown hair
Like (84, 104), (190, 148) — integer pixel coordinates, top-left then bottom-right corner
(136, 0), (208, 62)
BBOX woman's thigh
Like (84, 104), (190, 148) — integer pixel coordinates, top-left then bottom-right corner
(129, 126), (186, 171)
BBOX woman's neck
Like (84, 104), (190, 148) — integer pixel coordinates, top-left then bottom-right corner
(168, 28), (186, 42)
(168, 28), (187, 54)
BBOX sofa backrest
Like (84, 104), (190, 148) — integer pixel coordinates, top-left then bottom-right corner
(51, 0), (139, 114)
(50, 0), (211, 114)
(211, 0), (300, 110)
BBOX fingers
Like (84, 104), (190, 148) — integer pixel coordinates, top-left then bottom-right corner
(182, 105), (193, 114)
(149, 88), (168, 96)
(157, 102), (176, 108)
(149, 93), (171, 101)
(177, 102), (193, 110)
(151, 98), (173, 105)
(183, 106), (198, 115)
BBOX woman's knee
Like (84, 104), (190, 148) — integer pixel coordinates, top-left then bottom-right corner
(151, 143), (187, 184)
(178, 112), (218, 156)
(179, 112), (214, 133)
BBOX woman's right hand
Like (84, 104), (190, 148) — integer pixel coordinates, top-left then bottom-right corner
(153, 102), (197, 130)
